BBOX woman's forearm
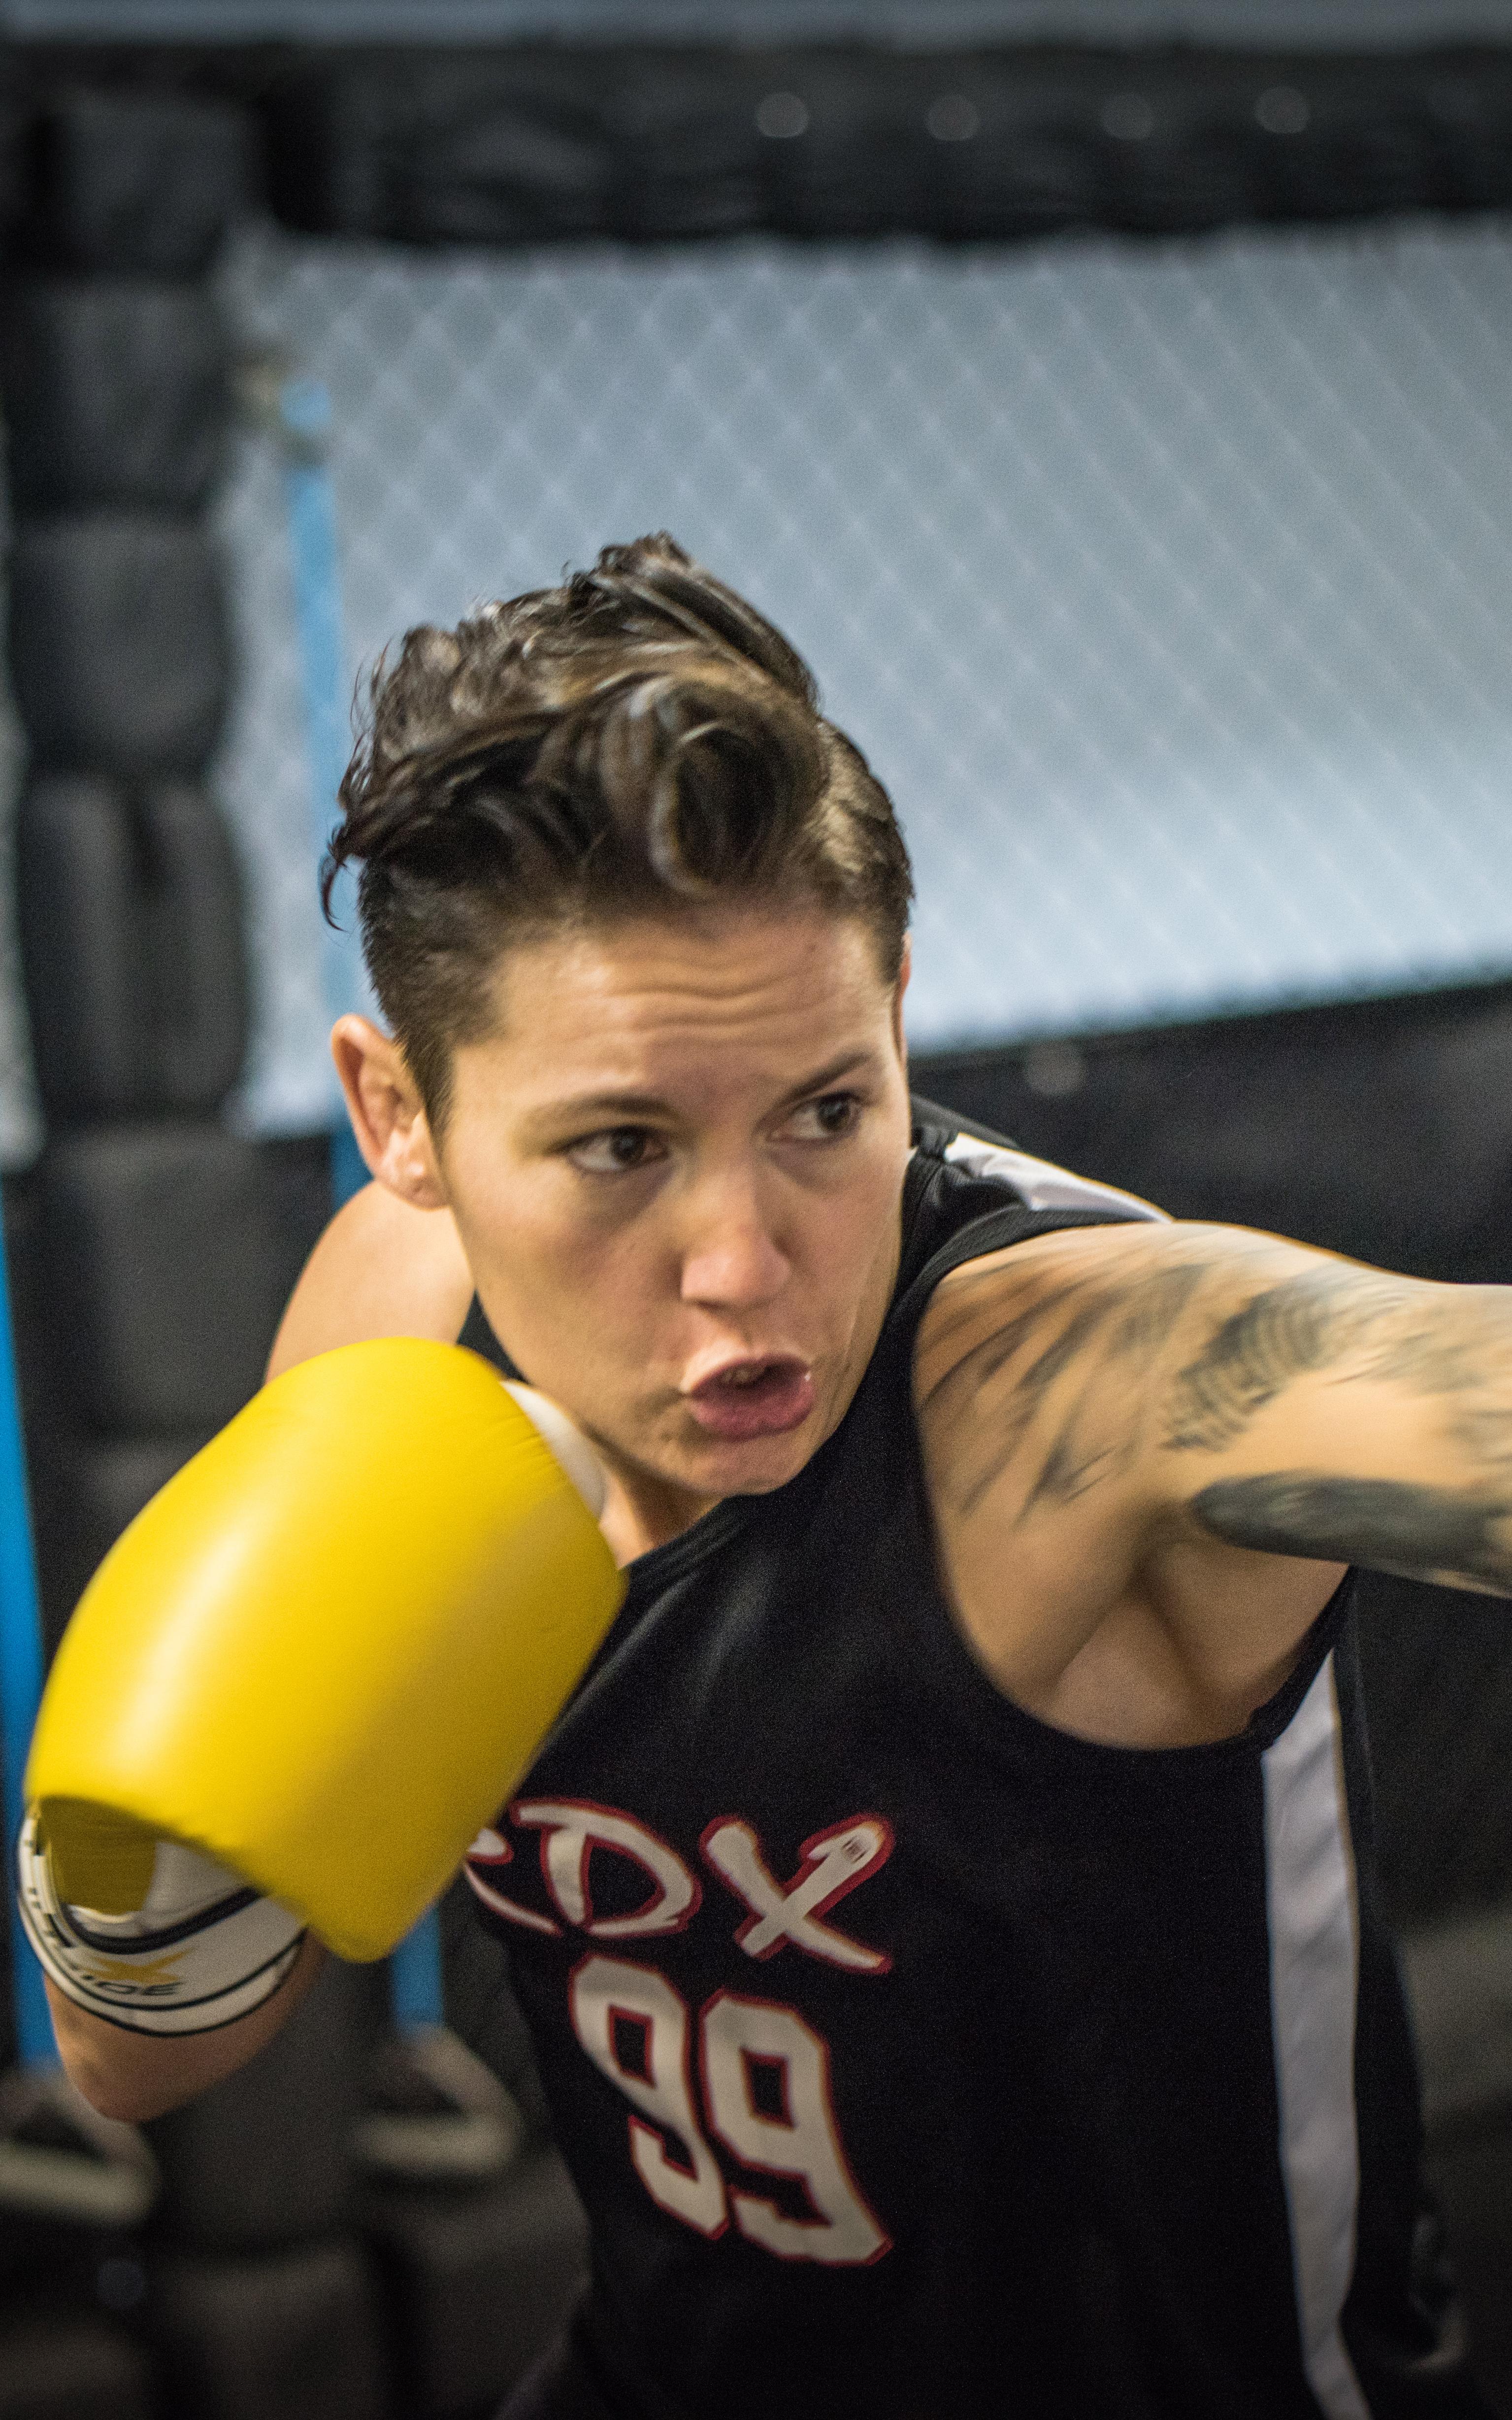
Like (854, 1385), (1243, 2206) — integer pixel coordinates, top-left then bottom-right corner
(47, 1934), (327, 2123)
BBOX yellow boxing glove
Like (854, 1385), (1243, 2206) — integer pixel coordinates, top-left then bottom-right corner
(25, 1340), (624, 1964)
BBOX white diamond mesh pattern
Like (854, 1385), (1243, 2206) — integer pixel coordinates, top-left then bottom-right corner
(7, 210), (1512, 1155)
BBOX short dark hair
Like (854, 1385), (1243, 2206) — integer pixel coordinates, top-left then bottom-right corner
(326, 534), (913, 1128)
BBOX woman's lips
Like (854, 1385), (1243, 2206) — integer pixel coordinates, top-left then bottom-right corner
(685, 1358), (815, 1441)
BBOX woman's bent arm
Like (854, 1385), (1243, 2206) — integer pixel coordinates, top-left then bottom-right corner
(48, 1935), (327, 2123)
(268, 1183), (473, 1378)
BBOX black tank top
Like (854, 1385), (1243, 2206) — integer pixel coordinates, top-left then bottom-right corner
(465, 1102), (1480, 2420)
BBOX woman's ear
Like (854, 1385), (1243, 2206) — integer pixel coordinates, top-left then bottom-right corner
(331, 1016), (449, 1209)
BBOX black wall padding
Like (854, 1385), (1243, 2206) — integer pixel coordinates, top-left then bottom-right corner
(149, 2241), (389, 2420)
(915, 979), (1512, 1287)
(265, 42), (1512, 250)
(43, 1435), (213, 1647)
(147, 1961), (376, 2255)
(1425, 2120), (1512, 2416)
(0, 2314), (156, 2420)
(40, 1125), (291, 1433)
(2, 280), (229, 514)
(362, 2150), (588, 2419)
(9, 518), (230, 778)
(27, 89), (256, 276)
(6, 1140), (332, 1651)
(19, 778), (249, 1121)
(1358, 1575), (1512, 1931)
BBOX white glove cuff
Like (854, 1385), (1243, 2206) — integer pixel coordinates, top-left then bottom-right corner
(503, 1381), (607, 1517)
(17, 1812), (305, 2037)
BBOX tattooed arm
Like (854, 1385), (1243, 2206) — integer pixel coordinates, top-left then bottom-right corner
(1163, 1250), (1512, 1589)
(914, 1220), (1512, 1744)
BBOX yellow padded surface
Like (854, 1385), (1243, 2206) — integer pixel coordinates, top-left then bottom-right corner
(28, 1340), (625, 1960)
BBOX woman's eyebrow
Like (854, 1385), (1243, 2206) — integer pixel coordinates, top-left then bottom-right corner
(519, 1050), (880, 1142)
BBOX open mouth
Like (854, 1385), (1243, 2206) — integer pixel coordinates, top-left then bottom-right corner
(685, 1357), (815, 1442)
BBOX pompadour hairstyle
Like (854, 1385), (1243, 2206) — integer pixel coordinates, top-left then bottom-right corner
(325, 533), (913, 1127)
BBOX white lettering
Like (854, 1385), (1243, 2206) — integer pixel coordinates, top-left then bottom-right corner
(701, 1816), (892, 1971)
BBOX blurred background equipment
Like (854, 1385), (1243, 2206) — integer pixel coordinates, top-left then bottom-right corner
(2, 0), (1512, 2410)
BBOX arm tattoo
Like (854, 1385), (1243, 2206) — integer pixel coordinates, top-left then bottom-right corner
(1166, 1265), (1501, 1456)
(921, 1260), (1208, 1518)
(924, 1226), (1512, 1566)
(1165, 1277), (1343, 1450)
(1192, 1473), (1512, 1597)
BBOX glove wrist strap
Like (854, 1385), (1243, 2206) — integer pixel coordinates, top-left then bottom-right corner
(17, 1813), (304, 2037)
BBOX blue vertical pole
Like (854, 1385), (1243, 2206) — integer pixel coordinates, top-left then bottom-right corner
(388, 1911), (446, 2032)
(0, 1219), (56, 2068)
(278, 375), (370, 1210)
(277, 373), (445, 2030)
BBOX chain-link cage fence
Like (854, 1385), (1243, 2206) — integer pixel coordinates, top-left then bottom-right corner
(7, 203), (1512, 1159)
(53, 203), (1507, 1151)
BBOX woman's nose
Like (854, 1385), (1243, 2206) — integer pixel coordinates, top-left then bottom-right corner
(679, 1180), (790, 1310)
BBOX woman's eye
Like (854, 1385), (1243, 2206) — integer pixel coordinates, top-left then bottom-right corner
(567, 1127), (662, 1175)
(790, 1093), (861, 1142)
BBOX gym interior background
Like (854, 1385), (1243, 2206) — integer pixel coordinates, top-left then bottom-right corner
(3, 0), (1512, 2411)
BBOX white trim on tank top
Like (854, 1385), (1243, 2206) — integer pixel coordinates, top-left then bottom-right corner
(1262, 1655), (1371, 2420)
(941, 1130), (1167, 1223)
